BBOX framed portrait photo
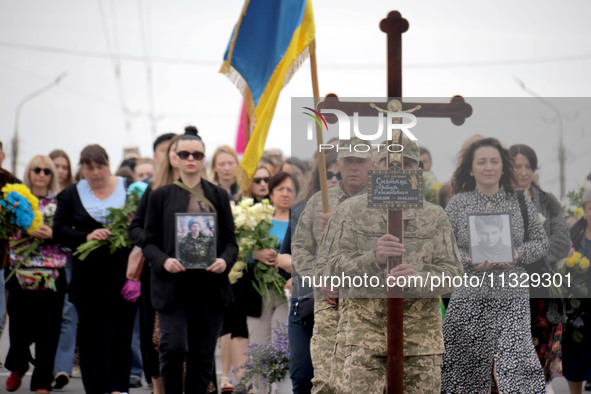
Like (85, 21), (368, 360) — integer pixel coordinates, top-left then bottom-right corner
(468, 213), (514, 265)
(175, 213), (217, 269)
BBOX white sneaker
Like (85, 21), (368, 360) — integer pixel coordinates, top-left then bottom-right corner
(53, 371), (70, 389)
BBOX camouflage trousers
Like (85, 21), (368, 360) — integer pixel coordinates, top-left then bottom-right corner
(310, 298), (339, 394)
(341, 348), (442, 394)
(329, 298), (348, 393)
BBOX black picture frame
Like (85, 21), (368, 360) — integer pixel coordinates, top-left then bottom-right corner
(468, 213), (514, 265)
(175, 212), (217, 269)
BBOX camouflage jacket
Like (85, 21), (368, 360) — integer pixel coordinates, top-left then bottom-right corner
(324, 195), (463, 356)
(292, 183), (367, 280)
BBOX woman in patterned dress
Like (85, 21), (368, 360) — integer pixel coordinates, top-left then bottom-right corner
(441, 138), (549, 393)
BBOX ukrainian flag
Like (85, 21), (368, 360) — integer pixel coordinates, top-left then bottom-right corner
(220, 0), (315, 186)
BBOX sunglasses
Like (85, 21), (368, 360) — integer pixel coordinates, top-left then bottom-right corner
(32, 167), (51, 176)
(327, 171), (341, 181)
(253, 177), (270, 184)
(177, 151), (205, 161)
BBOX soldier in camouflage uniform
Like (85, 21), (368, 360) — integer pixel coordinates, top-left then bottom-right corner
(178, 220), (215, 268)
(292, 137), (375, 394)
(324, 134), (463, 393)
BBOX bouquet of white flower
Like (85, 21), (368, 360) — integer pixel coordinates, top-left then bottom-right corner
(229, 198), (286, 299)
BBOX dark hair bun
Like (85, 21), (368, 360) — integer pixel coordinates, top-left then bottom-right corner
(184, 125), (199, 136)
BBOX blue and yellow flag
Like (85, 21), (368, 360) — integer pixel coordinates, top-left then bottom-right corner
(220, 0), (315, 187)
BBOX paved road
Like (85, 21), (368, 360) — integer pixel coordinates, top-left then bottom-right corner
(0, 317), (576, 393)
(0, 316), (226, 393)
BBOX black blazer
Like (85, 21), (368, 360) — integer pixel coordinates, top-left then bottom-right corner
(142, 179), (238, 311)
(53, 179), (131, 308)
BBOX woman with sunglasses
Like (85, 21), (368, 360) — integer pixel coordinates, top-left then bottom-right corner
(5, 155), (68, 393)
(53, 145), (136, 394)
(244, 164), (273, 202)
(142, 131), (237, 393)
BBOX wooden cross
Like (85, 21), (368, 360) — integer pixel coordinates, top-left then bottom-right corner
(317, 11), (472, 394)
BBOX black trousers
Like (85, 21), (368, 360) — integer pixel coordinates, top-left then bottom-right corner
(5, 275), (65, 391)
(158, 296), (224, 394)
(75, 293), (136, 394)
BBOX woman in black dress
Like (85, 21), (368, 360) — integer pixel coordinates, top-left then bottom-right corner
(53, 145), (135, 394)
(142, 132), (237, 393)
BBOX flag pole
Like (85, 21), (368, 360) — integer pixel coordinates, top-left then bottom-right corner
(310, 40), (330, 213)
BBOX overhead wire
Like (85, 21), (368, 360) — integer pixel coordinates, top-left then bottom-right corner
(1, 40), (590, 69)
(97, 0), (132, 133)
(138, 0), (158, 136)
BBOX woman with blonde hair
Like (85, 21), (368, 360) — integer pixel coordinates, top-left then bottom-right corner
(151, 135), (182, 190)
(210, 145), (241, 203)
(5, 155), (68, 392)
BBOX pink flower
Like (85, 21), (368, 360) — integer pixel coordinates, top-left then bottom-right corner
(567, 242), (575, 258)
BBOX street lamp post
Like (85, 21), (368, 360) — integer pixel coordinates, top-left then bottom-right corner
(11, 72), (68, 174)
(516, 78), (566, 200)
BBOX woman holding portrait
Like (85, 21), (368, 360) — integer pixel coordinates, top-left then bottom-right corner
(441, 138), (549, 393)
(142, 131), (237, 393)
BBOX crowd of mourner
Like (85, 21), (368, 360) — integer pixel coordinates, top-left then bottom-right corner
(0, 128), (590, 394)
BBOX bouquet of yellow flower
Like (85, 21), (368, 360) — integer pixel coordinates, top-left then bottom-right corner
(422, 171), (441, 204)
(228, 198), (286, 299)
(9, 200), (58, 262)
(0, 183), (43, 239)
(549, 246), (590, 297)
(74, 181), (148, 260)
